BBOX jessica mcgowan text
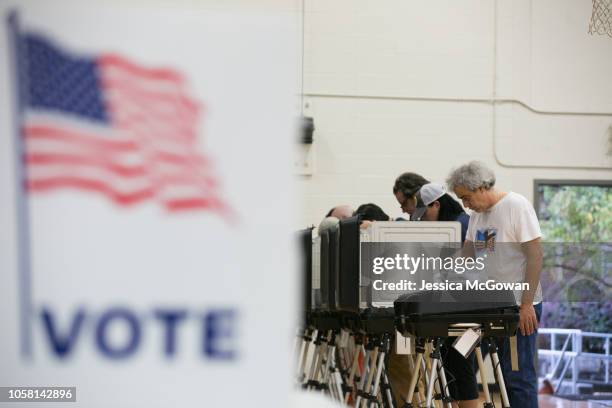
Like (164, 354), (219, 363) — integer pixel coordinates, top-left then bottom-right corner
(372, 279), (529, 292)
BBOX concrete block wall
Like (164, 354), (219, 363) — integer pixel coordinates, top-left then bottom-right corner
(297, 0), (612, 227)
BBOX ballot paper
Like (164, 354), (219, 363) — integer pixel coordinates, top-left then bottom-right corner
(452, 328), (481, 358)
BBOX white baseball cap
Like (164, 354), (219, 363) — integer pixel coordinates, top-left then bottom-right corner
(418, 183), (447, 206)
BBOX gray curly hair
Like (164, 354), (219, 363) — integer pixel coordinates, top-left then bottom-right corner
(446, 161), (496, 191)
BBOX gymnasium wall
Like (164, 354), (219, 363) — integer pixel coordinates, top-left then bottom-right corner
(298, 0), (612, 227)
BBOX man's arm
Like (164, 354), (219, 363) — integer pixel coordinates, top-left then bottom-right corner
(519, 237), (543, 335)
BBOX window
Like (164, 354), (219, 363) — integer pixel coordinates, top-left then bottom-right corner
(535, 180), (611, 333)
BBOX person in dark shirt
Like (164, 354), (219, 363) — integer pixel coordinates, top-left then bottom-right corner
(415, 182), (478, 408)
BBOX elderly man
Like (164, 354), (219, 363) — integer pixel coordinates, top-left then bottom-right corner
(447, 161), (543, 408)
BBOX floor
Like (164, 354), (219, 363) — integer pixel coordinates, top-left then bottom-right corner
(479, 394), (612, 408)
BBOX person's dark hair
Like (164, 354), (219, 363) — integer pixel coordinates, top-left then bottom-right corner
(432, 194), (465, 221)
(393, 172), (429, 198)
(325, 207), (334, 217)
(354, 203), (390, 221)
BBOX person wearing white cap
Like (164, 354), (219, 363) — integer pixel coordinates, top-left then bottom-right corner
(414, 183), (478, 407)
(415, 182), (470, 242)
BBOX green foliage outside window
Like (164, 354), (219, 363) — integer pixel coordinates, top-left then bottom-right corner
(537, 184), (611, 333)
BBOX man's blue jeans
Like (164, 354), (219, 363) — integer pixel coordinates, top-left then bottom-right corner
(482, 303), (542, 408)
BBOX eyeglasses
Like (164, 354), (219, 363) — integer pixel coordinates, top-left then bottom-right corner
(399, 195), (416, 211)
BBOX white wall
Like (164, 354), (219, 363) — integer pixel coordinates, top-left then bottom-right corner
(298, 0), (612, 227)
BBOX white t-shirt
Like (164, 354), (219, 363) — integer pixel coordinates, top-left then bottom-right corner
(466, 192), (542, 304)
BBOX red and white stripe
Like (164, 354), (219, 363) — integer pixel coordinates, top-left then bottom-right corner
(24, 53), (229, 215)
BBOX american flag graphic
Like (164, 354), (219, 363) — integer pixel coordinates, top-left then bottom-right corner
(16, 30), (229, 215)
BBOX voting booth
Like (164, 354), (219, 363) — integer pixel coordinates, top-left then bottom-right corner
(296, 220), (520, 408)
